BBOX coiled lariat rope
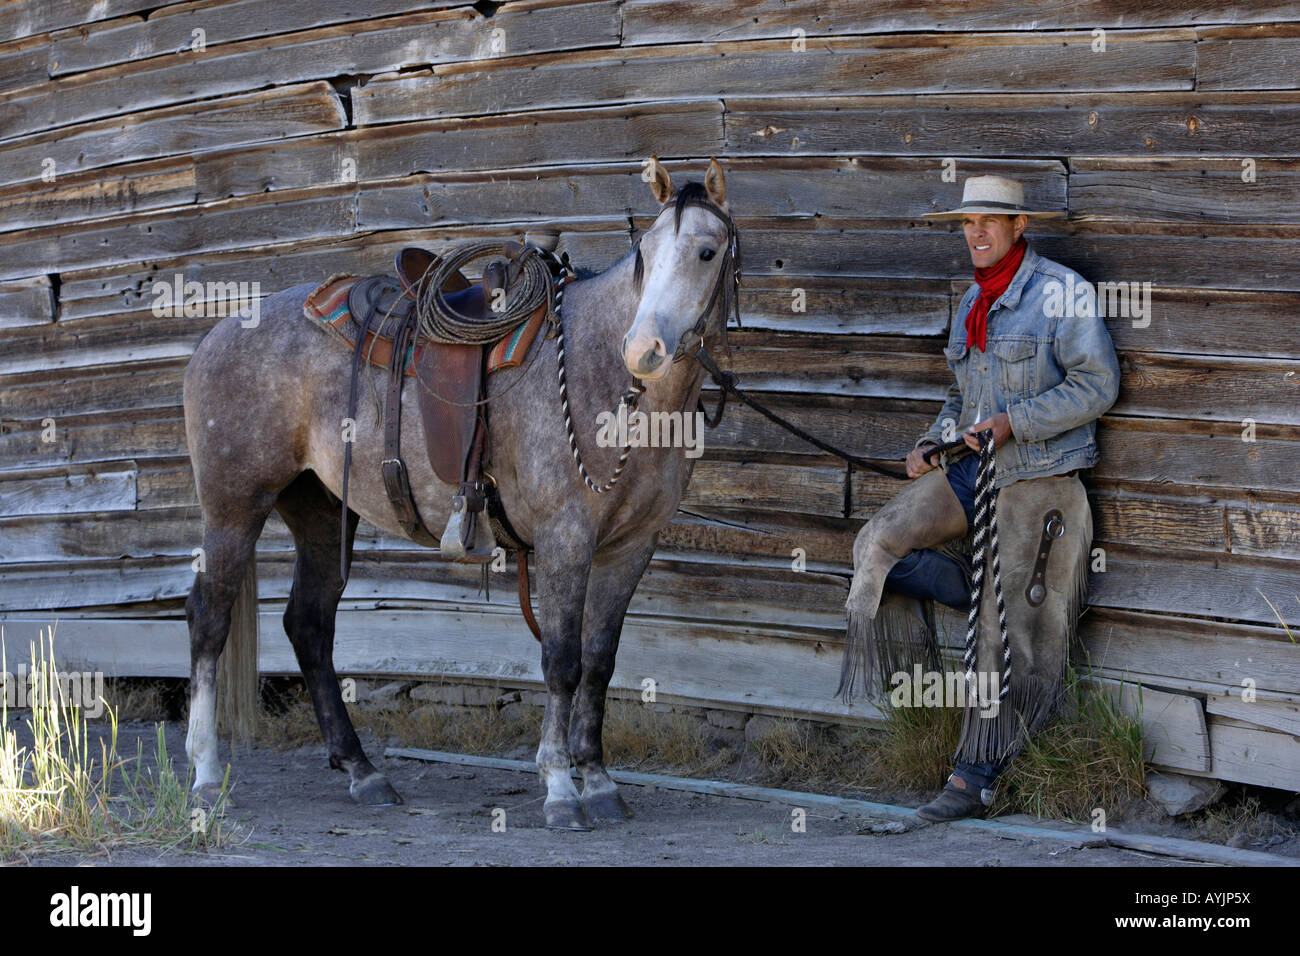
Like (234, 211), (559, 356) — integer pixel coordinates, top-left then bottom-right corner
(418, 240), (556, 344)
(964, 429), (1012, 704)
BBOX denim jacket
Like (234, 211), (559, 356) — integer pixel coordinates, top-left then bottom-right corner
(917, 244), (1120, 488)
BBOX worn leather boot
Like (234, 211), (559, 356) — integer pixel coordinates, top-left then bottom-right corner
(915, 772), (993, 823)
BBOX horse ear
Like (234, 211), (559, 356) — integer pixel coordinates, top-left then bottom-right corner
(704, 157), (726, 206)
(645, 155), (673, 205)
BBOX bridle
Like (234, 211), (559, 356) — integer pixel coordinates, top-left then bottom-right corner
(653, 193), (743, 364)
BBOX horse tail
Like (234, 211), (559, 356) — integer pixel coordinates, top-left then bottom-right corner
(217, 553), (259, 743)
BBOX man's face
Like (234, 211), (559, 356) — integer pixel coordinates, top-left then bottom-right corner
(961, 213), (1026, 269)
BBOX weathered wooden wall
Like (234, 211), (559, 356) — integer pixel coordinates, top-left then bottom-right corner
(1, 1), (1298, 790)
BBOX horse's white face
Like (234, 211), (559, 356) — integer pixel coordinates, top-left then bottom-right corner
(622, 163), (731, 381)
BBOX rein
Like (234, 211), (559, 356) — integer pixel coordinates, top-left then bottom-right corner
(692, 345), (970, 480)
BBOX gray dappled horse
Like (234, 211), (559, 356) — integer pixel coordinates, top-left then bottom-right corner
(183, 159), (739, 829)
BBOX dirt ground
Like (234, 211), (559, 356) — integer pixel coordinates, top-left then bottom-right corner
(10, 721), (1216, 867)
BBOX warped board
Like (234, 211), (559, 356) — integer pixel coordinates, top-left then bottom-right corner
(352, 31), (1197, 124)
(722, 92), (1300, 158)
(620, 1), (1300, 43)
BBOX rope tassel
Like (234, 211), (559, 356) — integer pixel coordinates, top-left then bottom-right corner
(963, 430), (1011, 704)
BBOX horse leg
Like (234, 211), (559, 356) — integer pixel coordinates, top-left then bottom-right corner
(185, 508), (271, 801)
(276, 473), (402, 806)
(569, 541), (656, 823)
(534, 524), (595, 830)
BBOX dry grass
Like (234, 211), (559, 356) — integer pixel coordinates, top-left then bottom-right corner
(991, 670), (1146, 822)
(98, 679), (175, 723)
(872, 699), (965, 792)
(746, 718), (879, 792)
(257, 679), (543, 756)
(1190, 793), (1298, 846)
(366, 699), (543, 755)
(602, 699), (735, 776)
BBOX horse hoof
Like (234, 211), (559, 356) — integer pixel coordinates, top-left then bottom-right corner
(350, 772), (403, 806)
(544, 799), (592, 831)
(582, 789), (632, 823)
(193, 784), (234, 808)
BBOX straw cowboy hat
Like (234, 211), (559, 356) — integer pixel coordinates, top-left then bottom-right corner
(923, 175), (1067, 219)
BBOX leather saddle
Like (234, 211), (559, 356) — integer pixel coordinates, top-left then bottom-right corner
(317, 243), (551, 567)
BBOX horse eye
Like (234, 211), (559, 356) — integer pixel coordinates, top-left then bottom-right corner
(700, 248), (715, 262)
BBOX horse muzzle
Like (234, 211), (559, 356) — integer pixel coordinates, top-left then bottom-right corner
(621, 329), (669, 379)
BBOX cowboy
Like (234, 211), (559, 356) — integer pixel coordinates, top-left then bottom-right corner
(840, 175), (1121, 822)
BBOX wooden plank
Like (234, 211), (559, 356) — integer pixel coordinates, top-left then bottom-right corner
(0, 82), (345, 190)
(353, 31), (1196, 124)
(0, 558), (194, 611)
(709, 390), (1300, 493)
(1207, 715), (1300, 791)
(681, 460), (845, 518)
(1076, 608), (1300, 697)
(0, 359), (188, 419)
(1092, 287), (1300, 360)
(1206, 693), (1300, 737)
(1071, 157), (1300, 223)
(850, 477), (1231, 554)
(0, 0), (159, 42)
(1227, 502), (1300, 560)
(1197, 24), (1300, 91)
(47, 0), (470, 76)
(722, 92), (1300, 157)
(660, 509), (857, 568)
(0, 1), (622, 141)
(1085, 543), (1299, 627)
(55, 222), (631, 321)
(1091, 676), (1211, 772)
(0, 315), (211, 377)
(720, 331), (1300, 425)
(0, 155), (197, 234)
(738, 276), (951, 336)
(0, 509), (853, 630)
(0, 184), (358, 280)
(0, 464), (136, 518)
(0, 409), (186, 472)
(0, 275), (54, 328)
(736, 220), (1300, 292)
(196, 100), (724, 203)
(358, 155), (1067, 230)
(135, 457), (196, 511)
(1088, 488), (1227, 553)
(1093, 416), (1300, 493)
(622, 0), (1300, 44)
(0, 31), (48, 93)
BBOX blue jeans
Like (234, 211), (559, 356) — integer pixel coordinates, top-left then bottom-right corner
(883, 454), (979, 610)
(955, 760), (1003, 790)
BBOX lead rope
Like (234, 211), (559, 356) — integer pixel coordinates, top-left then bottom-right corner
(553, 272), (646, 493)
(964, 430), (1011, 704)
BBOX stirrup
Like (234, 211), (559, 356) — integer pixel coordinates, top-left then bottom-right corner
(440, 485), (498, 563)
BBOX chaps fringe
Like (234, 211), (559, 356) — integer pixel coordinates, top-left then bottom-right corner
(838, 594), (941, 704)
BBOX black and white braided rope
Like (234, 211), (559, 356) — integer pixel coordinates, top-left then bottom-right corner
(553, 274), (646, 493)
(963, 430), (1012, 703)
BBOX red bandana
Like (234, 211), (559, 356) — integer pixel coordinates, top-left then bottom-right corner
(965, 237), (1027, 352)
